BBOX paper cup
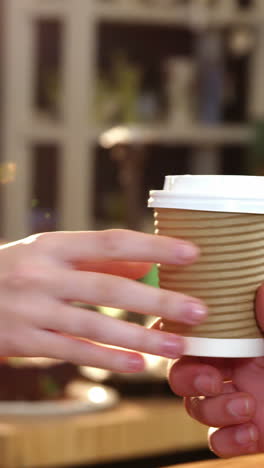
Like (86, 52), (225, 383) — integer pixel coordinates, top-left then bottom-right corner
(148, 175), (264, 358)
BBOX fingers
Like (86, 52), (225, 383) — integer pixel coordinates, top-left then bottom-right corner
(42, 304), (185, 359)
(185, 392), (255, 428)
(168, 357), (223, 397)
(54, 270), (207, 326)
(31, 329), (146, 372)
(75, 261), (153, 280)
(42, 230), (199, 265)
(209, 425), (259, 458)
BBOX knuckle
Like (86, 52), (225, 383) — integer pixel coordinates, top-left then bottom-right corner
(67, 307), (93, 339)
(46, 303), (64, 329)
(5, 260), (50, 291)
(32, 232), (60, 252)
(156, 289), (173, 315)
(5, 261), (36, 289)
(23, 232), (63, 257)
(85, 320), (104, 343)
(100, 229), (126, 260)
(91, 274), (116, 305)
(58, 305), (104, 343)
(133, 325), (150, 351)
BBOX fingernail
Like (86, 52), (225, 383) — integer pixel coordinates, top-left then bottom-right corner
(176, 243), (199, 264)
(127, 355), (145, 373)
(183, 302), (207, 325)
(194, 375), (219, 396)
(161, 336), (184, 358)
(227, 398), (252, 418)
(235, 425), (258, 445)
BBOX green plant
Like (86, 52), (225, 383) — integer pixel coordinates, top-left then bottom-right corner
(94, 52), (142, 125)
(249, 119), (264, 175)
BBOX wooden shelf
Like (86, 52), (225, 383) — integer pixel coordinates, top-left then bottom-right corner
(0, 397), (208, 468)
(98, 124), (253, 148)
(95, 4), (259, 27)
(24, 1), (260, 27)
(18, 0), (69, 19)
(24, 118), (253, 147)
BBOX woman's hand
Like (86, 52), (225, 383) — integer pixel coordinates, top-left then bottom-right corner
(168, 285), (264, 458)
(0, 229), (206, 372)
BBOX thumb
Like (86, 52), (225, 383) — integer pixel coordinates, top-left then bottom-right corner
(255, 284), (264, 331)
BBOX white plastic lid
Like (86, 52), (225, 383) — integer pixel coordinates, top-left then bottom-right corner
(183, 337), (264, 358)
(148, 175), (264, 214)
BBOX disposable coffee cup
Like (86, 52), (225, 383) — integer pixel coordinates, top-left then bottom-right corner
(148, 175), (264, 358)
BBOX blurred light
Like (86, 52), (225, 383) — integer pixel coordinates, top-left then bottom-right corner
(87, 386), (108, 404)
(229, 28), (255, 56)
(145, 354), (163, 370)
(0, 162), (17, 184)
(7, 357), (59, 367)
(208, 427), (218, 438)
(80, 366), (110, 382)
(145, 354), (169, 379)
(22, 234), (39, 245)
(98, 305), (124, 319)
(99, 126), (131, 148)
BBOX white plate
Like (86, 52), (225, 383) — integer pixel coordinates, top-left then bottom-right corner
(0, 381), (120, 418)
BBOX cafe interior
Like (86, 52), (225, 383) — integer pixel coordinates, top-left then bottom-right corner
(0, 0), (264, 467)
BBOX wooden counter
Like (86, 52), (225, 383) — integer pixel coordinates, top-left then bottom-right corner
(0, 398), (208, 468)
(169, 453), (264, 468)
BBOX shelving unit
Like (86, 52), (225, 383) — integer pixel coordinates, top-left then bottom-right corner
(2, 0), (264, 240)
(8, 0), (262, 26)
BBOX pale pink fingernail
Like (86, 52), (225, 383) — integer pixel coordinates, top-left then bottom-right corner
(176, 243), (199, 264)
(235, 425), (259, 445)
(161, 336), (184, 358)
(227, 398), (252, 418)
(126, 355), (145, 373)
(183, 302), (207, 325)
(194, 375), (219, 395)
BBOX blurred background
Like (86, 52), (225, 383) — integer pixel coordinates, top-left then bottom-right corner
(0, 1), (264, 467)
